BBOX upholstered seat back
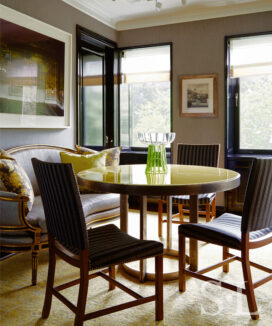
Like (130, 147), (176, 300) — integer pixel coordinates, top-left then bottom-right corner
(6, 145), (76, 196)
(32, 158), (88, 251)
(177, 144), (220, 167)
(242, 158), (272, 233)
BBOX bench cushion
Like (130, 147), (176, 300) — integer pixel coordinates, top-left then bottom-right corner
(27, 193), (120, 233)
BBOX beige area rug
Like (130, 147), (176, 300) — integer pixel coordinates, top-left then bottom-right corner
(1, 211), (271, 326)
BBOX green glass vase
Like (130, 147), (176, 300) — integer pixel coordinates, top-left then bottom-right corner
(146, 144), (167, 174)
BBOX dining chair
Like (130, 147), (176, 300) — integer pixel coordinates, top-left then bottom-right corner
(158, 143), (220, 236)
(32, 158), (163, 326)
(179, 158), (272, 320)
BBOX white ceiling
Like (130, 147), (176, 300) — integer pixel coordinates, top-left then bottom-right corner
(62, 0), (272, 30)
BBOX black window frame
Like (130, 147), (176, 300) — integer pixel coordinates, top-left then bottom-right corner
(225, 31), (272, 157)
(76, 25), (117, 150)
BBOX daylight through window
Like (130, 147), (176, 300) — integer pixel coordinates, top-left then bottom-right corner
(228, 34), (272, 152)
(120, 45), (171, 148)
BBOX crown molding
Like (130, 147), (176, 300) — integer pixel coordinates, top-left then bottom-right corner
(62, 0), (272, 31)
(116, 2), (272, 31)
(62, 0), (116, 29)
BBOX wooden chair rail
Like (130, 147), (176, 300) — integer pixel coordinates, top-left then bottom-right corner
(54, 268), (111, 292)
(49, 256), (163, 323)
(84, 295), (157, 321)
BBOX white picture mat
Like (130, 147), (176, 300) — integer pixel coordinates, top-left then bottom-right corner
(0, 4), (72, 128)
(182, 78), (214, 114)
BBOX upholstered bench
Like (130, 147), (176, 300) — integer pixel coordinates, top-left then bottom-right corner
(0, 144), (120, 285)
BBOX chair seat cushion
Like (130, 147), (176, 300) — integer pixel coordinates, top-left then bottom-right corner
(172, 193), (216, 205)
(80, 193), (120, 216)
(161, 193), (215, 204)
(27, 193), (120, 233)
(179, 213), (272, 249)
(88, 224), (163, 269)
(0, 232), (48, 246)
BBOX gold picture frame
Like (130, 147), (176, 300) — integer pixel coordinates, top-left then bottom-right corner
(179, 74), (217, 117)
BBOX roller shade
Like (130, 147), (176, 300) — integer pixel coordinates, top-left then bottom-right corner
(121, 45), (170, 84)
(230, 34), (272, 78)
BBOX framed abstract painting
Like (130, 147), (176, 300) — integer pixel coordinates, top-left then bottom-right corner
(0, 5), (72, 128)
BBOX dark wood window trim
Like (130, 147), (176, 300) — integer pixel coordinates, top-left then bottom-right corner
(76, 25), (117, 149)
(225, 31), (272, 161)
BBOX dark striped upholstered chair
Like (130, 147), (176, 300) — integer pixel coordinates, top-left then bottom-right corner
(179, 158), (272, 320)
(32, 158), (163, 326)
(158, 143), (220, 236)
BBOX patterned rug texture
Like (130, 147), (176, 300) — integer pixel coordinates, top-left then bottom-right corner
(1, 212), (271, 326)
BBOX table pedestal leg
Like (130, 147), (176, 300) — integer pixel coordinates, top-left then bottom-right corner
(120, 194), (128, 233)
(189, 194), (198, 271)
(166, 196), (172, 250)
(121, 194), (178, 282)
(139, 196), (147, 282)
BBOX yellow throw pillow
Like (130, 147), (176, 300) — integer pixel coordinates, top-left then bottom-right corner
(60, 151), (107, 193)
(0, 150), (34, 214)
(75, 145), (121, 167)
(60, 151), (107, 176)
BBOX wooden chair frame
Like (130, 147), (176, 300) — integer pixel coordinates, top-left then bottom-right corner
(179, 232), (272, 320)
(158, 143), (220, 237)
(0, 194), (48, 285)
(158, 197), (216, 236)
(43, 234), (163, 325)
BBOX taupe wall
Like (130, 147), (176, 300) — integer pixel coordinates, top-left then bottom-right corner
(0, 0), (117, 149)
(117, 11), (272, 205)
(0, 2), (271, 204)
(118, 11), (272, 166)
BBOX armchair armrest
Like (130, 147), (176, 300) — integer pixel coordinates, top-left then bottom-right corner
(0, 191), (38, 231)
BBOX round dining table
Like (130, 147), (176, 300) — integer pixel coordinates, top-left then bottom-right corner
(78, 164), (240, 281)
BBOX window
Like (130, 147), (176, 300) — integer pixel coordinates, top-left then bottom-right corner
(226, 33), (272, 154)
(77, 26), (118, 149)
(77, 27), (172, 155)
(120, 45), (172, 149)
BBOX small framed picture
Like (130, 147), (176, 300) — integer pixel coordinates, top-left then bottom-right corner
(179, 74), (217, 117)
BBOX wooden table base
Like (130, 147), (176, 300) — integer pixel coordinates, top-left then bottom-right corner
(120, 249), (190, 282)
(120, 194), (198, 282)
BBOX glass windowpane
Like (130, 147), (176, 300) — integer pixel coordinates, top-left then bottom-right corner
(82, 53), (103, 146)
(120, 45), (171, 148)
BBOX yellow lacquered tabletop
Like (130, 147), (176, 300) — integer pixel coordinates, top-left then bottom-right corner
(78, 164), (240, 196)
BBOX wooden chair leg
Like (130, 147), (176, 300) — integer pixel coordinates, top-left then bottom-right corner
(32, 251), (39, 285)
(155, 254), (163, 321)
(241, 241), (259, 320)
(74, 251), (89, 326)
(158, 199), (163, 237)
(211, 197), (216, 219)
(178, 204), (184, 222)
(109, 265), (116, 290)
(42, 244), (56, 318)
(179, 233), (186, 292)
(223, 246), (229, 273)
(205, 204), (211, 222)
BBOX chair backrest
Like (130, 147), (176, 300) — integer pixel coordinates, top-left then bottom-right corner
(177, 144), (220, 167)
(242, 158), (272, 233)
(32, 158), (88, 251)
